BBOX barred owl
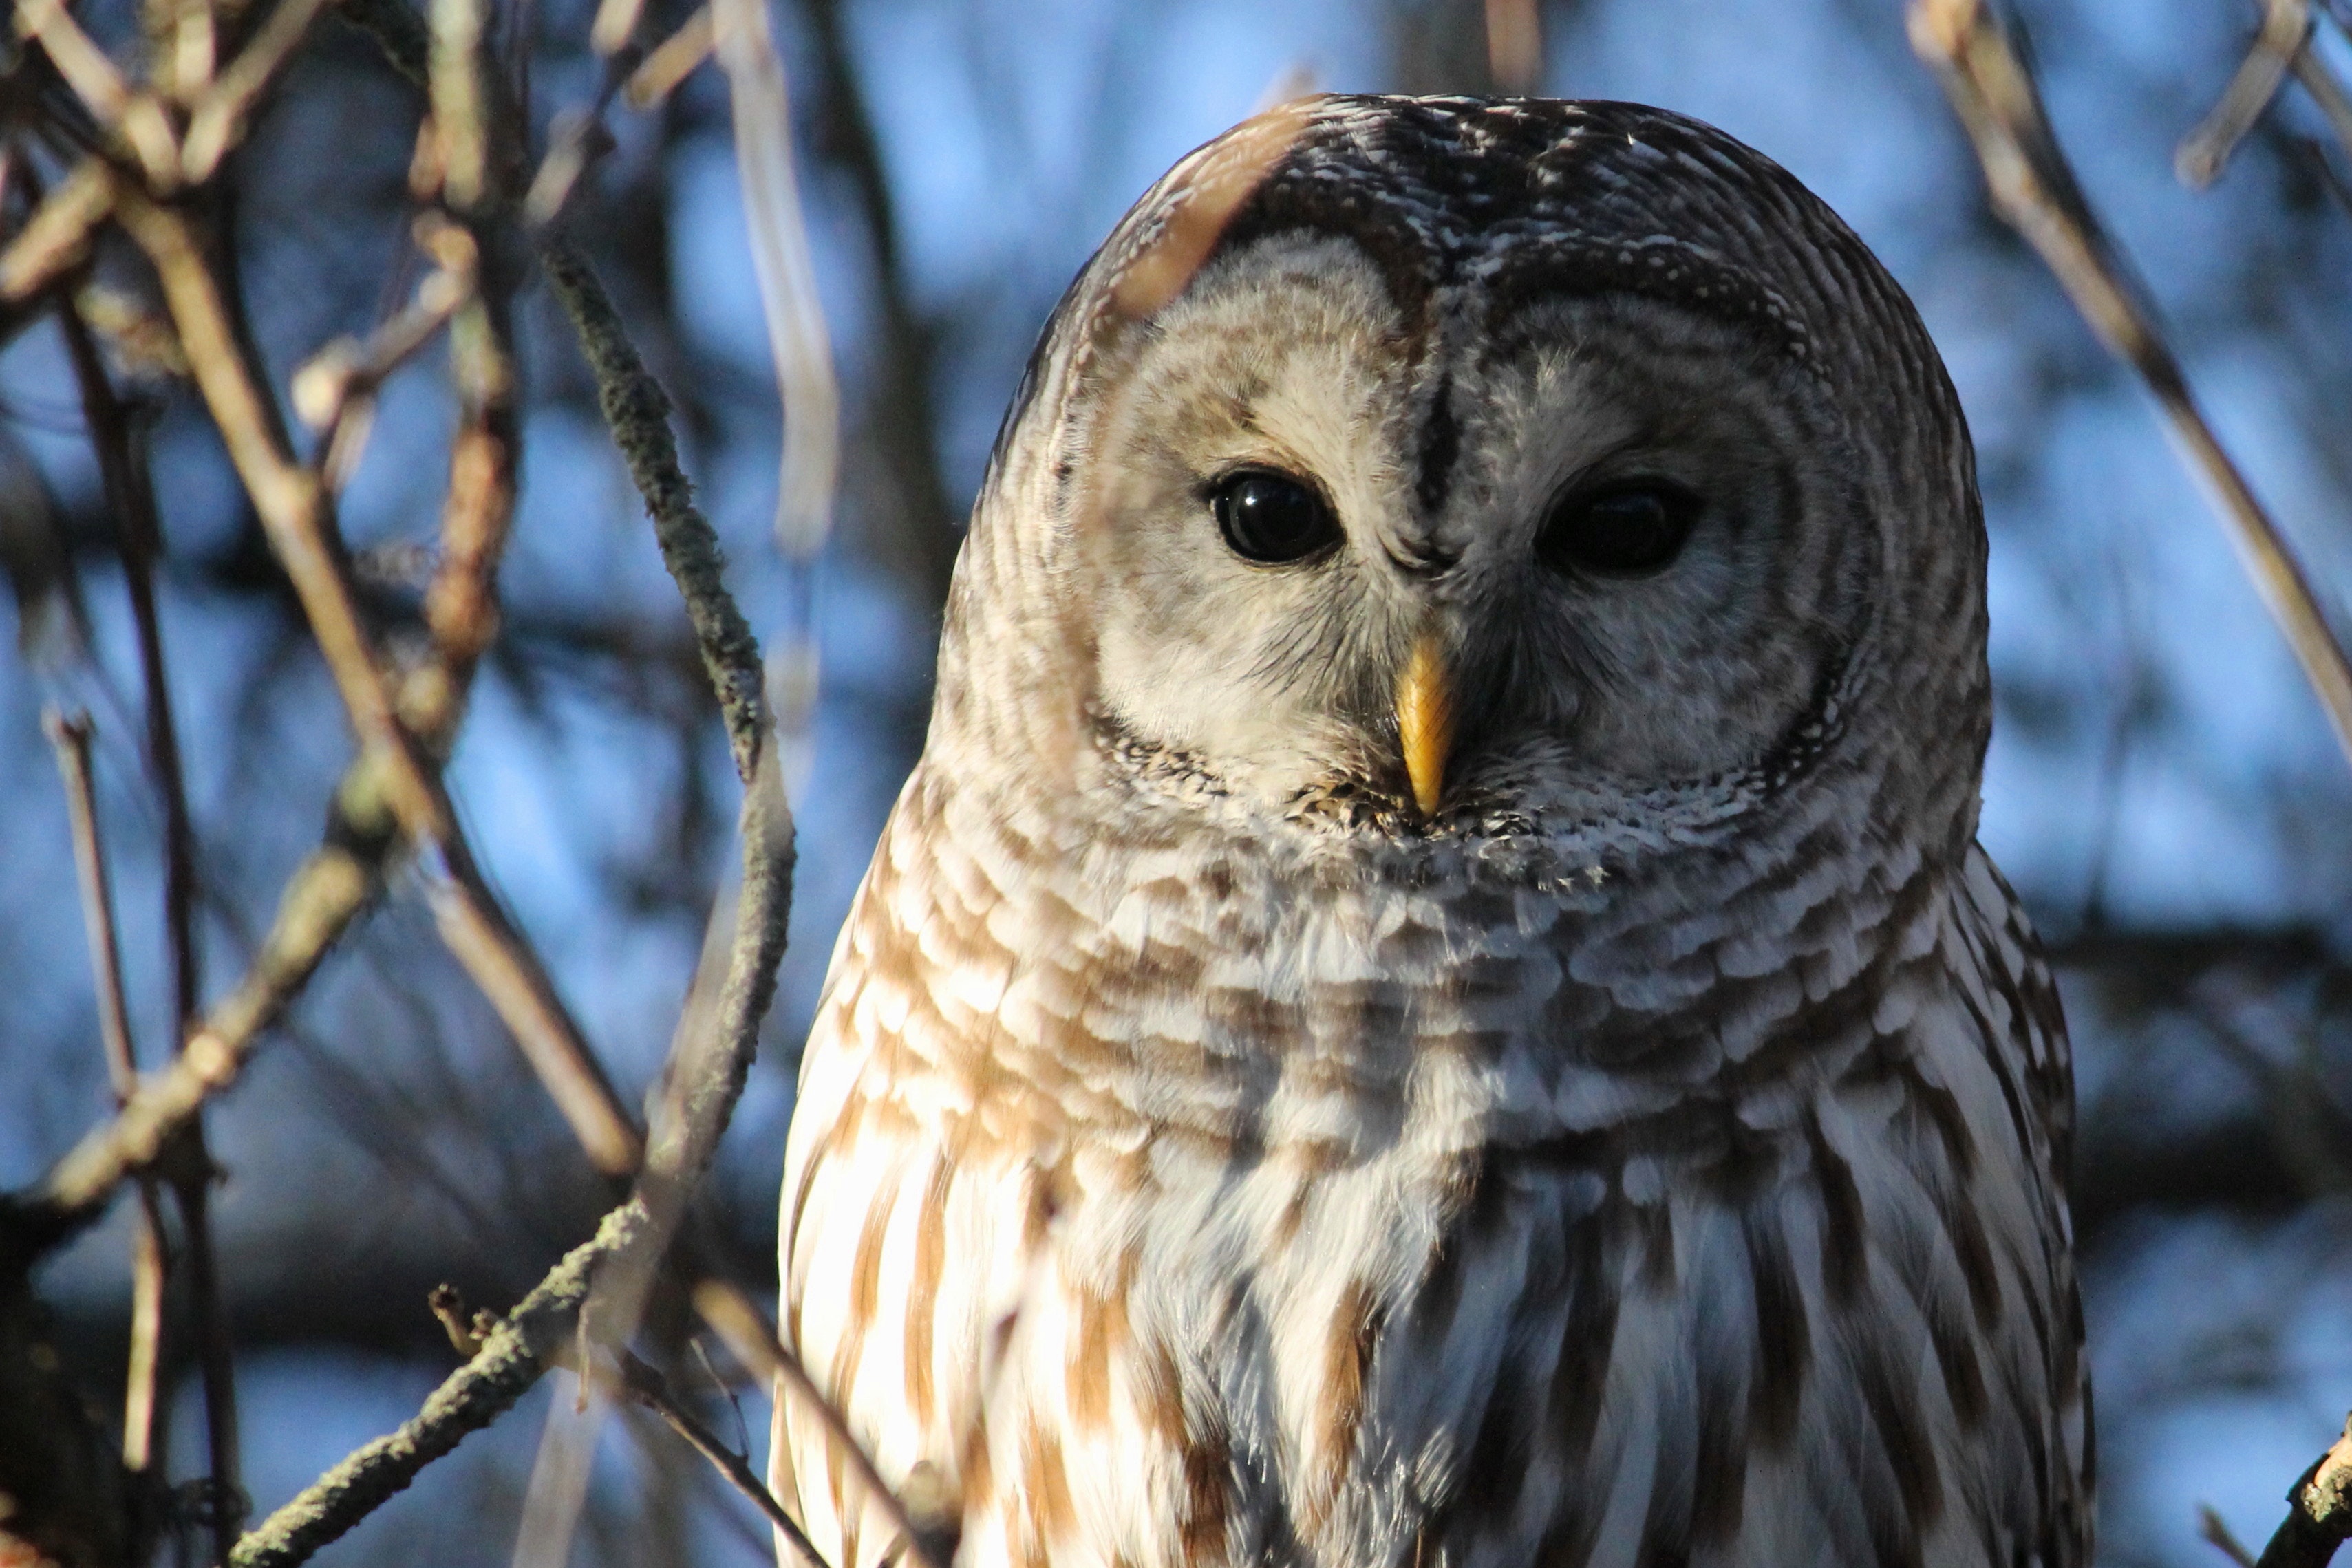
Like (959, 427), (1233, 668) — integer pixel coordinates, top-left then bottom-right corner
(774, 96), (2091, 1568)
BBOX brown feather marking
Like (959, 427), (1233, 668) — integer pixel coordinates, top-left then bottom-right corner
(833, 1167), (897, 1409)
(1021, 1411), (1078, 1550)
(1947, 1194), (2004, 1334)
(1806, 1111), (1868, 1304)
(1144, 1340), (1188, 1446)
(903, 1154), (954, 1426)
(1636, 1199), (1676, 1291)
(1689, 1236), (1758, 1549)
(1020, 1163), (1057, 1252)
(1856, 1329), (1942, 1567)
(1532, 1500), (1605, 1568)
(1910, 1073), (1978, 1180)
(1181, 1424), (1232, 1567)
(958, 1410), (993, 1517)
(1316, 1278), (1383, 1517)
(1151, 1343), (1230, 1565)
(1926, 1284), (1989, 1432)
(1069, 1250), (1137, 1432)
(835, 1440), (860, 1568)
(1548, 1203), (1622, 1469)
(1742, 1206), (1809, 1449)
(784, 1085), (866, 1351)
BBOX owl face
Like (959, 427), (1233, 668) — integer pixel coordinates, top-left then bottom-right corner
(958, 98), (1984, 857)
(1070, 230), (1868, 830)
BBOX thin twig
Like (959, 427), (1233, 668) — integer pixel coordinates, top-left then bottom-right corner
(226, 1203), (652, 1568)
(2201, 1503), (2261, 1568)
(541, 243), (766, 779)
(623, 8), (712, 110)
(56, 268), (243, 1557)
(2177, 0), (2309, 189)
(228, 246), (797, 1568)
(0, 156), (114, 303)
(22, 826), (380, 1226)
(713, 0), (836, 570)
(613, 1351), (828, 1568)
(180, 0), (339, 180)
(586, 0), (643, 58)
(146, 0), (217, 105)
(121, 1177), (168, 1476)
(40, 707), (173, 1479)
(2291, 41), (2352, 167)
(54, 279), (202, 1189)
(1909, 0), (2352, 771)
(14, 0), (183, 184)
(113, 187), (645, 1176)
(428, 0), (489, 209)
(694, 1280), (943, 1568)
(407, 219), (513, 743)
(520, 49), (635, 230)
(291, 217), (477, 488)
(1482, 0), (1541, 92)
(44, 709), (141, 1103)
(16, 0), (132, 120)
(801, 0), (960, 617)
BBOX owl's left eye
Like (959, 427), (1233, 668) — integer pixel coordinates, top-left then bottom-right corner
(1210, 470), (1341, 566)
(1537, 478), (1703, 579)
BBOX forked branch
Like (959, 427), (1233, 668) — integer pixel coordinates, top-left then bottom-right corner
(1909, 0), (2352, 771)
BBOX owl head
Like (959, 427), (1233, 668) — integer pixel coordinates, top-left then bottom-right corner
(932, 97), (1988, 873)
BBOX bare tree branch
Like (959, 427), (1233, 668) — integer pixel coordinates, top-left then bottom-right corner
(55, 237), (245, 1557)
(40, 707), (173, 1490)
(110, 178), (642, 1178)
(801, 0), (961, 618)
(623, 9), (712, 111)
(2177, 0), (2310, 189)
(696, 1279), (945, 1568)
(1908, 0), (2352, 771)
(226, 1203), (650, 1568)
(0, 155), (112, 303)
(2250, 1413), (2352, 1568)
(228, 230), (795, 1568)
(542, 242), (766, 780)
(2291, 37), (2352, 169)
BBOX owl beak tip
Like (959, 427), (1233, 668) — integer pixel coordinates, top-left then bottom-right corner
(1396, 634), (1452, 818)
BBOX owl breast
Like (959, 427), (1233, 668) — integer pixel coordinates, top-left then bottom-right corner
(774, 764), (2089, 1568)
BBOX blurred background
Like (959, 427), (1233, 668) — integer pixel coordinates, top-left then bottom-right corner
(3, 0), (2351, 1564)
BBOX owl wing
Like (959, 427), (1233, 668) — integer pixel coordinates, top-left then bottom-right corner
(769, 792), (1040, 1568)
(1950, 840), (2095, 1565)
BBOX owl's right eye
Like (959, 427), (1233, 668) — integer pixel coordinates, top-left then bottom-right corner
(1210, 471), (1341, 566)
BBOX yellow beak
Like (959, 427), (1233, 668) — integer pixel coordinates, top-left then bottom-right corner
(1395, 632), (1452, 817)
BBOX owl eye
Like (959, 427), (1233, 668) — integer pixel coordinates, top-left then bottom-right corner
(1210, 470), (1340, 566)
(1537, 480), (1702, 577)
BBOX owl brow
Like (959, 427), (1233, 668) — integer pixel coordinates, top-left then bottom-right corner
(1477, 247), (1813, 370)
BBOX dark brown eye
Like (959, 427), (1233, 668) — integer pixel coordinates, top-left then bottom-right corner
(1211, 471), (1340, 565)
(1537, 480), (1702, 577)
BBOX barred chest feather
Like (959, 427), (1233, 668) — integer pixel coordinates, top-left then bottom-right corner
(776, 764), (2091, 1568)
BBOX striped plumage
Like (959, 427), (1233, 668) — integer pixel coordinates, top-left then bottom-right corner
(776, 96), (2091, 1568)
